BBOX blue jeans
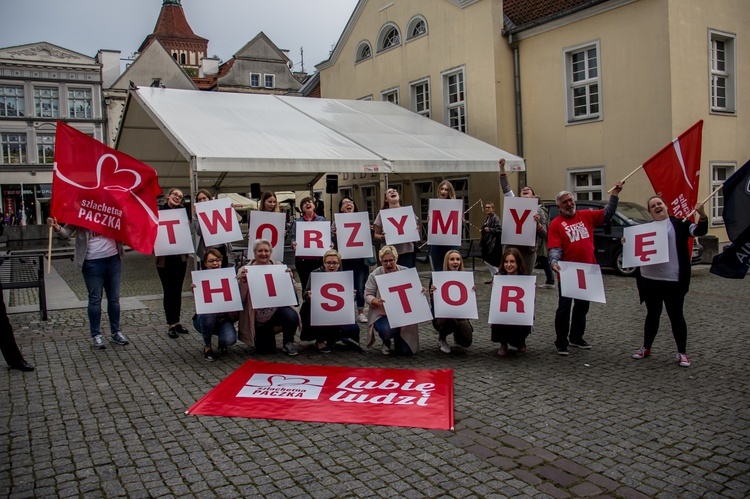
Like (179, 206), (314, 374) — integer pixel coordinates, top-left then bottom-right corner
(374, 316), (413, 355)
(81, 255), (122, 338)
(554, 283), (590, 349)
(192, 313), (237, 348)
(342, 258), (368, 309)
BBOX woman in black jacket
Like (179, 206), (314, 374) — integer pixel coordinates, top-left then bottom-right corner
(632, 197), (708, 367)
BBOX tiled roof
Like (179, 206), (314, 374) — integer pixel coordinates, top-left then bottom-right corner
(138, 3), (207, 53)
(192, 58), (234, 90)
(504, 0), (608, 30)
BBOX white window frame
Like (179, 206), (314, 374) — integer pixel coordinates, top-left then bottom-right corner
(33, 86), (59, 119)
(1, 132), (27, 165)
(406, 15), (428, 41)
(442, 67), (467, 133)
(568, 167), (604, 201)
(710, 162), (736, 226)
(410, 78), (430, 118)
(381, 88), (399, 105)
(358, 95), (373, 101)
(355, 41), (372, 63)
(0, 84), (25, 117)
(563, 41), (601, 124)
(376, 23), (401, 53)
(264, 74), (275, 89)
(250, 73), (261, 88)
(708, 29), (736, 114)
(36, 133), (55, 164)
(67, 87), (92, 119)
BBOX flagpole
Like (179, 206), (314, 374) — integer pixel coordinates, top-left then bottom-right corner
(607, 165), (643, 193)
(681, 184), (723, 221)
(47, 225), (53, 273)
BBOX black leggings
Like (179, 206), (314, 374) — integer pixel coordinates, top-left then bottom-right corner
(157, 256), (187, 325)
(642, 279), (688, 353)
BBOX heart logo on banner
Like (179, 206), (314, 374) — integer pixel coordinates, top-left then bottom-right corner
(267, 375), (312, 387)
(56, 153), (142, 192)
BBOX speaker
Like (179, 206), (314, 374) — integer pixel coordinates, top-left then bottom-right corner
(250, 183), (261, 199)
(325, 174), (338, 194)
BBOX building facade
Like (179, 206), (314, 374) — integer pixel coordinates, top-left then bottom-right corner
(317, 0), (749, 243)
(0, 42), (104, 226)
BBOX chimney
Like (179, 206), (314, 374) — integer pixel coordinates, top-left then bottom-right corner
(97, 49), (121, 89)
(200, 57), (220, 77)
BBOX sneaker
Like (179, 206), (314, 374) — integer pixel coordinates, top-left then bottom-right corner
(677, 353), (691, 367)
(92, 334), (106, 350)
(497, 345), (508, 357)
(556, 346), (569, 356)
(110, 332), (129, 346)
(357, 313), (368, 324)
(438, 338), (451, 354)
(218, 344), (228, 355)
(316, 342), (332, 354)
(518, 344), (527, 353)
(203, 347), (216, 362)
(167, 327), (179, 339)
(282, 342), (299, 356)
(570, 339), (591, 349)
(174, 324), (189, 335)
(541, 283), (556, 289)
(381, 343), (392, 356)
(632, 347), (651, 359)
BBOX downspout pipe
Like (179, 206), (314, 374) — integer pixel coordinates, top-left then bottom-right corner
(508, 32), (526, 187)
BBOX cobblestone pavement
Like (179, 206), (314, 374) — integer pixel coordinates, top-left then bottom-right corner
(1, 254), (749, 498)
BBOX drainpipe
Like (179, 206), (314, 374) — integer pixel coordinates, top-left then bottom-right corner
(508, 32), (526, 187)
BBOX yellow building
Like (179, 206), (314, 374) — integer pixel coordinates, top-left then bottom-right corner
(317, 0), (749, 245)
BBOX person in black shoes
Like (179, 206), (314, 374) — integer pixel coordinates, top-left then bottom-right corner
(0, 280), (34, 372)
(156, 189), (190, 339)
(548, 181), (623, 355)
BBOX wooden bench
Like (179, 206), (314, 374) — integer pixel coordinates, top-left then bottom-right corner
(0, 252), (48, 320)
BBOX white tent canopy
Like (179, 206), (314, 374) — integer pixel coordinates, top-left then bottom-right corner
(116, 87), (524, 192)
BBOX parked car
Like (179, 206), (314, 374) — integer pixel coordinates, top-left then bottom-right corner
(542, 199), (702, 276)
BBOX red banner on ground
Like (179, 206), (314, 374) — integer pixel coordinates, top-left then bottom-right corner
(187, 360), (454, 430)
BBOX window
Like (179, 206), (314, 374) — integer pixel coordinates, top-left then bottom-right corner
(382, 88), (399, 105)
(565, 42), (600, 122)
(68, 88), (92, 119)
(570, 168), (603, 200)
(355, 41), (372, 62)
(358, 95), (373, 101)
(410, 80), (430, 118)
(1, 133), (27, 164)
(377, 23), (401, 52)
(0, 85), (25, 117)
(34, 87), (59, 118)
(711, 163), (735, 224)
(709, 30), (736, 113)
(180, 53), (186, 65)
(415, 181), (434, 236)
(264, 74), (275, 88)
(339, 187), (353, 201)
(443, 69), (466, 132)
(361, 185), (378, 221)
(407, 16), (428, 40)
(451, 178), (470, 239)
(37, 134), (55, 164)
(250, 73), (260, 87)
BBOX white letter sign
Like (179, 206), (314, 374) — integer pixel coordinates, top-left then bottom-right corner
(374, 268), (432, 328)
(432, 271), (478, 320)
(191, 267), (242, 314)
(501, 197), (539, 247)
(195, 197), (243, 247)
(248, 211), (286, 262)
(558, 262), (606, 303)
(380, 206), (420, 245)
(427, 199), (463, 246)
(488, 275), (536, 326)
(155, 208), (194, 256)
(333, 212), (373, 260)
(244, 265), (297, 308)
(295, 221), (331, 257)
(622, 220), (669, 268)
(310, 271), (355, 326)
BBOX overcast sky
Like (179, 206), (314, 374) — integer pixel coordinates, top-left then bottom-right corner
(0, 0), (358, 73)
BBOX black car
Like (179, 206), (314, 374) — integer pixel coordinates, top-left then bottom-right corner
(542, 199), (702, 276)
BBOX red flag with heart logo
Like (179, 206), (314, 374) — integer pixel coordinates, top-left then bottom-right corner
(642, 120), (703, 218)
(51, 122), (161, 254)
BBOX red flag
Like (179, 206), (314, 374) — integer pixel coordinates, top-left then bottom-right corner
(51, 122), (161, 254)
(642, 120), (703, 218)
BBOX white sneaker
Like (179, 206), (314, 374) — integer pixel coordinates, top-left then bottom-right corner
(357, 313), (368, 324)
(438, 338), (451, 354)
(380, 343), (391, 355)
(677, 353), (691, 367)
